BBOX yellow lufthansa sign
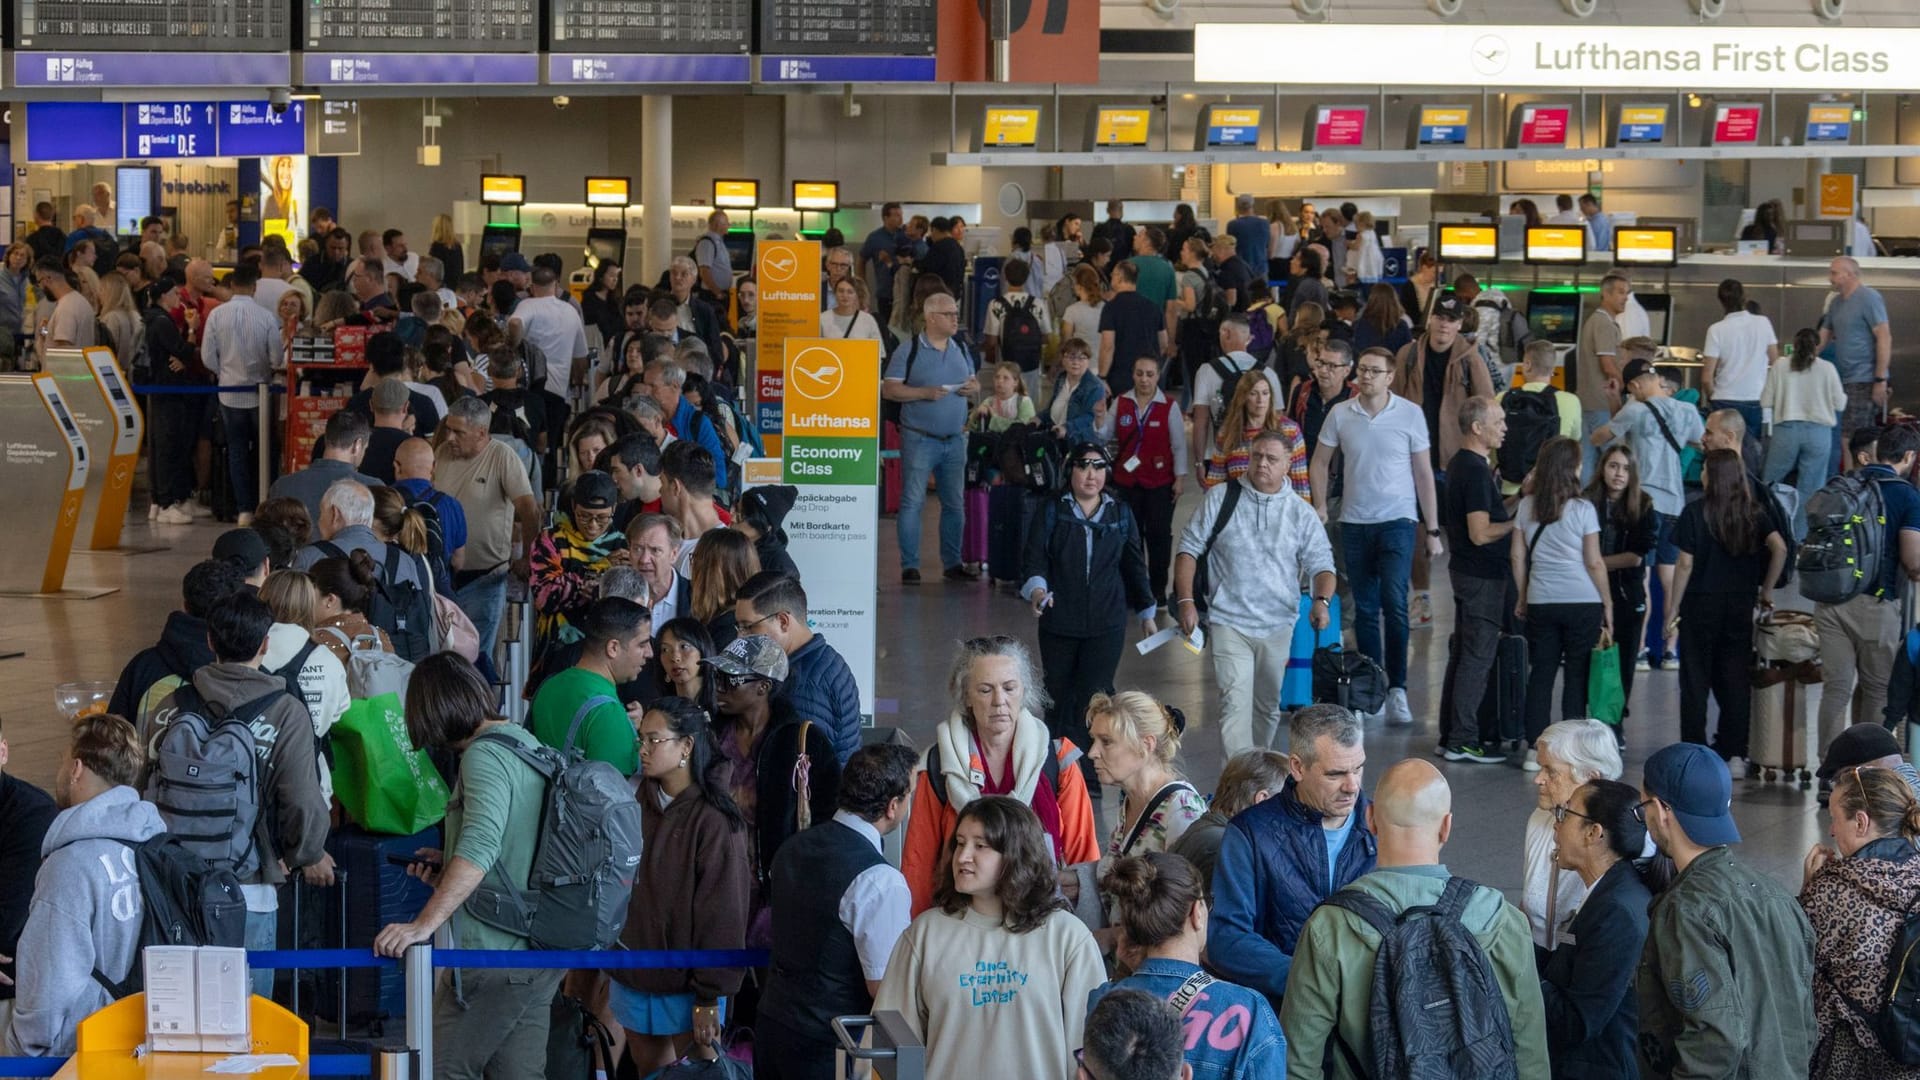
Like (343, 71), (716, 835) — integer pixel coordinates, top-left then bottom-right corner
(756, 240), (823, 456)
(982, 107), (1041, 147)
(1818, 173), (1857, 219)
(713, 179), (761, 209)
(480, 174), (525, 205)
(784, 337), (881, 486)
(1094, 107), (1151, 147)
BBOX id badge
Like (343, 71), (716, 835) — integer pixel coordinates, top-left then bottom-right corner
(1122, 455), (1141, 473)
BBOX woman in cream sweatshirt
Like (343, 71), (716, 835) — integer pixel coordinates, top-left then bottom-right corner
(1761, 326), (1849, 540)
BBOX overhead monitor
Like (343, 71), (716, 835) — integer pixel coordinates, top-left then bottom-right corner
(1435, 224), (1500, 264)
(1302, 104), (1369, 150)
(584, 177), (630, 207)
(1525, 226), (1588, 265)
(978, 106), (1040, 150)
(792, 181), (839, 212)
(1197, 104), (1263, 150)
(712, 179), (761, 210)
(1087, 105), (1152, 150)
(1706, 103), (1763, 146)
(1611, 103), (1672, 147)
(1612, 226), (1679, 268)
(1805, 104), (1854, 145)
(1408, 105), (1472, 148)
(479, 174), (526, 206)
(1510, 103), (1574, 149)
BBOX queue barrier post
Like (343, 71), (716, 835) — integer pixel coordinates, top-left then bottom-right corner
(257, 381), (273, 514)
(404, 942), (434, 1079)
(832, 1012), (925, 1080)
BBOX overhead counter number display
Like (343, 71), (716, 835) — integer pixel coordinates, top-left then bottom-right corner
(980, 106), (1040, 149)
(792, 181), (839, 211)
(1201, 105), (1263, 148)
(480, 174), (526, 205)
(1613, 227), (1678, 268)
(1090, 107), (1152, 149)
(760, 0), (935, 56)
(551, 0), (749, 51)
(585, 178), (630, 206)
(1436, 224), (1499, 264)
(713, 179), (760, 209)
(1806, 104), (1853, 143)
(1525, 226), (1588, 265)
(1413, 106), (1471, 147)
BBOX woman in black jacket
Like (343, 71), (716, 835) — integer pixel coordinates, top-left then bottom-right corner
(1020, 442), (1156, 791)
(1585, 444), (1656, 744)
(1540, 778), (1652, 1078)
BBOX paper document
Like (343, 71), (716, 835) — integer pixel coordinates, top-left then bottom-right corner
(205, 1054), (301, 1074)
(1136, 626), (1206, 655)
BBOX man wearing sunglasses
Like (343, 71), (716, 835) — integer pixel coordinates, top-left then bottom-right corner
(1635, 742), (1814, 1079)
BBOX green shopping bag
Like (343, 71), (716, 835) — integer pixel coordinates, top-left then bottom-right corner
(326, 639), (449, 835)
(1589, 631), (1625, 727)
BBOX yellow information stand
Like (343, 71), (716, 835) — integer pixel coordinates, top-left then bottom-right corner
(43, 346), (162, 556)
(0, 373), (113, 598)
(52, 994), (309, 1078)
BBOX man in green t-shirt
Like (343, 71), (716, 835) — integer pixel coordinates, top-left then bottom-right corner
(528, 597), (653, 775)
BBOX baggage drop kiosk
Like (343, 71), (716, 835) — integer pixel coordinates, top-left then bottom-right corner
(0, 373), (113, 598)
(45, 347), (162, 556)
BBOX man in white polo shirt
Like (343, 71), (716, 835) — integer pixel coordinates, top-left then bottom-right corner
(1700, 278), (1779, 438)
(1309, 345), (1444, 726)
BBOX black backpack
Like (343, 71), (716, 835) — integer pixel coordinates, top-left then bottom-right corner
(995, 295), (1045, 373)
(1190, 481), (1242, 621)
(85, 834), (247, 998)
(1498, 387), (1561, 485)
(406, 495), (454, 592)
(1321, 876), (1520, 1080)
(881, 337), (921, 428)
(1834, 896), (1920, 1064)
(1204, 355), (1268, 430)
(1799, 471), (1888, 605)
(997, 421), (1065, 493)
(316, 541), (435, 662)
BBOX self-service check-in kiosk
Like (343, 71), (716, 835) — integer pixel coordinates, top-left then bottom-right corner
(0, 373), (114, 597)
(44, 347), (160, 556)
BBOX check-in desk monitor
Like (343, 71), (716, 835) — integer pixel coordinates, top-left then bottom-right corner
(1610, 104), (1672, 147)
(1524, 227), (1587, 266)
(1408, 105), (1472, 149)
(1613, 227), (1679, 269)
(1527, 294), (1582, 346)
(1435, 224), (1499, 264)
(1197, 105), (1263, 150)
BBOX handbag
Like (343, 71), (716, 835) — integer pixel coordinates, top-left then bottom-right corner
(432, 592), (481, 662)
(1311, 645), (1388, 716)
(1588, 630), (1625, 727)
(655, 1038), (753, 1080)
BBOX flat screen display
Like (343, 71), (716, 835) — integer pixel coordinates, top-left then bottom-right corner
(1312, 106), (1368, 148)
(792, 182), (839, 211)
(1093, 107), (1151, 148)
(1204, 106), (1262, 148)
(713, 179), (760, 209)
(480, 175), (525, 206)
(1517, 105), (1571, 147)
(1415, 106), (1470, 146)
(1436, 224), (1499, 264)
(1613, 227), (1679, 268)
(585, 178), (630, 207)
(981, 106), (1039, 148)
(1616, 105), (1669, 144)
(1525, 227), (1588, 265)
(1528, 298), (1580, 345)
(1806, 104), (1853, 144)
(1712, 105), (1762, 144)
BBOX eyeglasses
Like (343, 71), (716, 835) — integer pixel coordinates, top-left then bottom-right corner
(1631, 797), (1660, 823)
(1355, 366), (1392, 378)
(639, 733), (685, 748)
(574, 511), (614, 528)
(739, 611), (779, 633)
(715, 672), (765, 691)
(1551, 803), (1601, 826)
(1072, 459), (1109, 471)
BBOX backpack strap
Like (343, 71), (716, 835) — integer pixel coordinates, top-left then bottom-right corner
(1645, 400), (1687, 457)
(927, 742), (948, 807)
(562, 694), (619, 756)
(794, 720), (816, 832)
(315, 540), (347, 562)
(1118, 781), (1198, 856)
(1320, 887), (1399, 939)
(1195, 482), (1245, 600)
(1432, 875), (1481, 920)
(476, 729), (559, 781)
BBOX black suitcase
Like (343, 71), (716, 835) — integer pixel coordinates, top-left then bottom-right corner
(1486, 632), (1529, 747)
(295, 824), (439, 1033)
(987, 484), (1034, 584)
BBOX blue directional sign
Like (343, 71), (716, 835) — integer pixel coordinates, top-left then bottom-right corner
(123, 101), (216, 159)
(218, 100), (307, 156)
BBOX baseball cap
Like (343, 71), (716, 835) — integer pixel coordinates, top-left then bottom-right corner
(1430, 296), (1466, 322)
(212, 528), (271, 572)
(1817, 723), (1904, 780)
(704, 634), (789, 683)
(1644, 743), (1741, 846)
(571, 471), (618, 512)
(1620, 357), (1659, 386)
(500, 252), (532, 273)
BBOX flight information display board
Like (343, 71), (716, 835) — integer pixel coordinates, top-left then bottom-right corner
(17, 0), (285, 50)
(760, 0), (935, 56)
(551, 0), (749, 51)
(305, 0), (536, 52)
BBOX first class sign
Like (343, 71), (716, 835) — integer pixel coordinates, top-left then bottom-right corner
(1195, 24), (1919, 91)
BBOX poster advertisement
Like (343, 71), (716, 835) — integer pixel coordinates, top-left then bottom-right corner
(257, 154), (308, 251)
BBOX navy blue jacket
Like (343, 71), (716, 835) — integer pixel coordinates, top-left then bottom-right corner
(778, 633), (862, 766)
(1206, 777), (1376, 1006)
(1541, 858), (1652, 1079)
(1020, 492), (1154, 639)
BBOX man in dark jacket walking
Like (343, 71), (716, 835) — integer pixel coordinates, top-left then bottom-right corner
(1207, 703), (1376, 1008)
(735, 572), (862, 764)
(144, 273), (214, 524)
(107, 559), (249, 727)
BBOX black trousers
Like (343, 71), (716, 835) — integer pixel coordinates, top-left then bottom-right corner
(1038, 626), (1126, 790)
(1522, 602), (1604, 742)
(1610, 578), (1648, 731)
(1679, 592), (1757, 757)
(752, 1011), (838, 1080)
(1439, 570), (1509, 750)
(148, 394), (200, 507)
(1115, 481), (1175, 601)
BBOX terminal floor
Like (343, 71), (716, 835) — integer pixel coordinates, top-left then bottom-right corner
(2, 506), (1832, 904)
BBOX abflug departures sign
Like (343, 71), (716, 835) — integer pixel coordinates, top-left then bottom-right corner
(1196, 25), (1920, 91)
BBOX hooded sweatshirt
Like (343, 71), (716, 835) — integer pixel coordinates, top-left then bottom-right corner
(4, 787), (165, 1057)
(1175, 477), (1336, 637)
(145, 663), (330, 895)
(107, 611), (214, 728)
(741, 484), (802, 581)
(263, 622), (351, 800)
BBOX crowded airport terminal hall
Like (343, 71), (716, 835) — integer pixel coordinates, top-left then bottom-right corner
(11, 3), (1920, 1079)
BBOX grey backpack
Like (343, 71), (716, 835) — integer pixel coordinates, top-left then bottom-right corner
(145, 686), (273, 881)
(463, 697), (645, 951)
(1798, 471), (1889, 604)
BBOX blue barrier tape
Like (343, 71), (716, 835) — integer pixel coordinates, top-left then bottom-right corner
(246, 946), (770, 970)
(248, 949), (391, 970)
(131, 384), (288, 395)
(0, 1055), (372, 1078)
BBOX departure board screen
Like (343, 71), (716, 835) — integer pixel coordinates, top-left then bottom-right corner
(550, 0), (749, 51)
(17, 0), (286, 50)
(760, 0), (935, 56)
(306, 0), (535, 51)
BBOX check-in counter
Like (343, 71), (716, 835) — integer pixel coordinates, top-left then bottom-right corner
(0, 372), (113, 597)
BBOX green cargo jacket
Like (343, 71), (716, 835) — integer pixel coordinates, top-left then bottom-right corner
(1279, 864), (1549, 1080)
(1636, 845), (1816, 1079)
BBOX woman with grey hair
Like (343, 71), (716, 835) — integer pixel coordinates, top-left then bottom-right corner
(899, 635), (1101, 916)
(1524, 718), (1624, 957)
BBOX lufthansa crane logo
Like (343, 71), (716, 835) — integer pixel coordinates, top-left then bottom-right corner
(788, 347), (845, 402)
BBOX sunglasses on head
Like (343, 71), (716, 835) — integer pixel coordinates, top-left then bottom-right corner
(1072, 458), (1109, 471)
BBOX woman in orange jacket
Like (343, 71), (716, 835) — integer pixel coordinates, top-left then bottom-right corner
(901, 636), (1101, 915)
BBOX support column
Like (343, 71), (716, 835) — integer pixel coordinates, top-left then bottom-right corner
(641, 95), (674, 285)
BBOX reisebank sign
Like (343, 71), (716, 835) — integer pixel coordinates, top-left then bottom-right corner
(1196, 25), (1917, 91)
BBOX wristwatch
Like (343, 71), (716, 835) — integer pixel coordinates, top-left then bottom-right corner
(1312, 596), (1332, 606)
(1426, 528), (1442, 538)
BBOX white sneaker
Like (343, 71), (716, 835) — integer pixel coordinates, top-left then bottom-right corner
(1411, 591), (1433, 630)
(1726, 755), (1749, 780)
(1385, 688), (1413, 726)
(236, 512), (254, 527)
(148, 502), (160, 521)
(1523, 747), (1541, 772)
(156, 504), (195, 525)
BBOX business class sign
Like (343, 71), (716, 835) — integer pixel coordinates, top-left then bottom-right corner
(1197, 25), (1916, 91)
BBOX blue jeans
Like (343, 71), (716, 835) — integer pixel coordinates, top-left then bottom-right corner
(1581, 409), (1611, 482)
(1710, 399), (1763, 441)
(221, 404), (264, 513)
(1341, 519), (1415, 688)
(455, 569), (510, 665)
(245, 907), (276, 999)
(897, 427), (967, 572)
(1762, 420), (1831, 541)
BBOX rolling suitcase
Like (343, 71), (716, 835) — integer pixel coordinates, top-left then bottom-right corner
(1750, 610), (1822, 787)
(881, 421), (903, 516)
(308, 824), (439, 1032)
(962, 485), (991, 567)
(1486, 631), (1529, 749)
(1282, 594), (1342, 709)
(987, 484), (1034, 584)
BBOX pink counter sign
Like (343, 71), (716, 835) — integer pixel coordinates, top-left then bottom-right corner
(1314, 107), (1367, 147)
(1519, 106), (1569, 146)
(1714, 106), (1761, 144)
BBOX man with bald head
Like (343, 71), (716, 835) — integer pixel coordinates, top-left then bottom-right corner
(391, 437), (467, 575)
(1280, 760), (1548, 1079)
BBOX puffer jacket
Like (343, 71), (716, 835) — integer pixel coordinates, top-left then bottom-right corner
(778, 634), (862, 765)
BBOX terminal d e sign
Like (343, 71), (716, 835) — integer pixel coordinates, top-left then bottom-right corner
(784, 338), (880, 486)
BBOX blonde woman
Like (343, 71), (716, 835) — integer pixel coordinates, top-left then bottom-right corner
(1268, 199), (1301, 263)
(428, 213), (465, 283)
(258, 568), (352, 799)
(95, 272), (142, 367)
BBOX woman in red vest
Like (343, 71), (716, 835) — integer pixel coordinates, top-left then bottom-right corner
(1098, 353), (1187, 607)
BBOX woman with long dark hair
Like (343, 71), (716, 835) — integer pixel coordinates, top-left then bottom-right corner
(1350, 282), (1411, 357)
(1511, 437), (1611, 769)
(1667, 448), (1786, 767)
(1761, 326), (1847, 539)
(655, 617), (716, 716)
(1583, 444), (1656, 744)
(876, 796), (1103, 1080)
(581, 260), (624, 342)
(612, 696), (752, 1075)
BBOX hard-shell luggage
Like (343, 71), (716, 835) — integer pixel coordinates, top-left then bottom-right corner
(987, 484), (1034, 584)
(1487, 632), (1529, 747)
(962, 484), (991, 566)
(296, 824), (439, 1032)
(1751, 610), (1822, 787)
(881, 421), (903, 516)
(1282, 594), (1342, 709)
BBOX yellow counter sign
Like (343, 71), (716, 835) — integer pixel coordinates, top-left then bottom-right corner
(480, 174), (525, 205)
(585, 177), (629, 206)
(713, 179), (760, 209)
(1437, 225), (1497, 261)
(792, 181), (839, 210)
(1526, 226), (1586, 263)
(982, 107), (1040, 147)
(1095, 108), (1151, 147)
(1614, 227), (1677, 266)
(1421, 107), (1470, 126)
